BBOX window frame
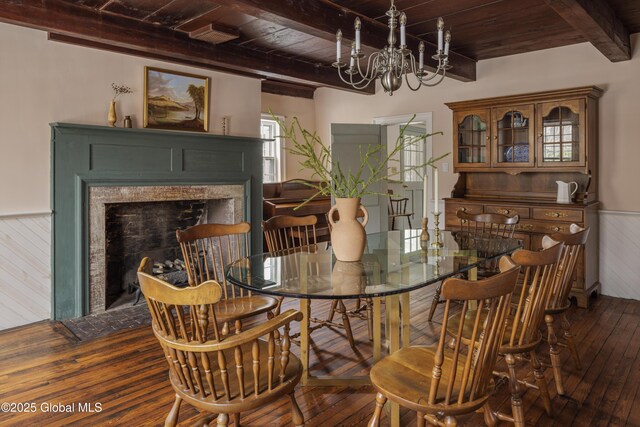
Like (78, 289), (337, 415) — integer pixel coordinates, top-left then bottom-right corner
(260, 115), (285, 183)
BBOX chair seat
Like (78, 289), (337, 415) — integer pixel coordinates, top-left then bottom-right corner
(169, 339), (302, 413)
(370, 345), (487, 415)
(447, 309), (541, 353)
(214, 295), (279, 322)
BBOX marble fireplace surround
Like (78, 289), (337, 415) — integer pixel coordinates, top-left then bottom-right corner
(89, 184), (244, 314)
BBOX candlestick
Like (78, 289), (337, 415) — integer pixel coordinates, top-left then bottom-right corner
(350, 42), (355, 68)
(431, 211), (443, 248)
(420, 217), (430, 250)
(433, 167), (439, 214)
(418, 41), (425, 71)
(336, 30), (342, 62)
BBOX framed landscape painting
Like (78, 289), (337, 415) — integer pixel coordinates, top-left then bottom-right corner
(144, 67), (210, 132)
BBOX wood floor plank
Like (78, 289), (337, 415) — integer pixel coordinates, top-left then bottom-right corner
(0, 292), (637, 426)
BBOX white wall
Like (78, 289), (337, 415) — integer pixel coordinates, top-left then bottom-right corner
(0, 22), (262, 329)
(315, 35), (640, 299)
(261, 93), (317, 180)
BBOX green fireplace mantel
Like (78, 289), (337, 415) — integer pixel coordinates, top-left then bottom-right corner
(51, 123), (263, 320)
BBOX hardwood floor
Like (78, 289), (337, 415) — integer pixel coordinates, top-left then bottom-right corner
(1, 289), (639, 426)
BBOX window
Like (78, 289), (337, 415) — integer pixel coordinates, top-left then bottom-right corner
(260, 116), (283, 183)
(401, 126), (426, 183)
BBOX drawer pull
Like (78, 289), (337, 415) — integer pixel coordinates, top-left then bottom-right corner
(459, 207), (467, 212)
(497, 208), (511, 215)
(549, 226), (561, 232)
(461, 219), (468, 224)
(545, 212), (567, 218)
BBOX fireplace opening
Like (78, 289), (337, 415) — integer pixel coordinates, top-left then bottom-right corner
(104, 198), (236, 310)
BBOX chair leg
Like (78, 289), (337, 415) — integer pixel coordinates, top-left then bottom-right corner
(545, 314), (565, 396)
(216, 413), (229, 427)
(562, 313), (582, 369)
(231, 413), (240, 426)
(289, 392), (305, 426)
(482, 402), (498, 427)
(164, 394), (182, 427)
(327, 299), (338, 323)
(417, 411), (426, 427)
(530, 350), (553, 417)
(427, 285), (441, 321)
(338, 300), (356, 348)
(368, 392), (387, 427)
(391, 217), (396, 230)
(407, 216), (412, 229)
(505, 353), (525, 427)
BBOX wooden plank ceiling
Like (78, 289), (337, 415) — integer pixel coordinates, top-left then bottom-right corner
(0, 0), (636, 96)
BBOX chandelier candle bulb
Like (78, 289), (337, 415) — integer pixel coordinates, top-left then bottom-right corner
(336, 29), (342, 61)
(400, 13), (407, 47)
(355, 18), (361, 52)
(433, 167), (439, 214)
(437, 17), (444, 52)
(419, 41), (425, 69)
(350, 42), (356, 68)
(444, 31), (451, 57)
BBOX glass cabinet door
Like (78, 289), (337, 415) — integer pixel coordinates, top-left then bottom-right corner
(491, 105), (535, 167)
(537, 100), (585, 167)
(453, 110), (491, 169)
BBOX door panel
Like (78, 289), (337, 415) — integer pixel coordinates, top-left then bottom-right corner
(331, 123), (387, 233)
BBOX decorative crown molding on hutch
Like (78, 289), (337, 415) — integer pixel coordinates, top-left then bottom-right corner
(51, 123), (263, 320)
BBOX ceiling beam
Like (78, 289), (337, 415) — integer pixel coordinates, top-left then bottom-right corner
(546, 0), (631, 62)
(0, 0), (373, 93)
(262, 80), (317, 99)
(213, 0), (476, 82)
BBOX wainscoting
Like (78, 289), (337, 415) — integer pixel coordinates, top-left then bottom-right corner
(599, 210), (640, 300)
(0, 212), (51, 330)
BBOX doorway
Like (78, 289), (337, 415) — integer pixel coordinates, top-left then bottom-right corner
(373, 113), (434, 227)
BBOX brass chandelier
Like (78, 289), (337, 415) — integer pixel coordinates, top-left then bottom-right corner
(333, 0), (452, 95)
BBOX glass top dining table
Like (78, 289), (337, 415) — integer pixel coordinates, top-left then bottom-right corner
(225, 229), (522, 300)
(225, 229), (522, 427)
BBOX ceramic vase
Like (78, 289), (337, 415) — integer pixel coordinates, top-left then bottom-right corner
(327, 197), (369, 262)
(331, 260), (367, 295)
(108, 101), (117, 127)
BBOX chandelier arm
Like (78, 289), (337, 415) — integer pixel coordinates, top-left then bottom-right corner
(404, 70), (424, 92)
(337, 65), (374, 89)
(418, 70), (447, 87)
(356, 51), (380, 81)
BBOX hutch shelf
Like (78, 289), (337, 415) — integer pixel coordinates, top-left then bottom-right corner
(445, 86), (602, 308)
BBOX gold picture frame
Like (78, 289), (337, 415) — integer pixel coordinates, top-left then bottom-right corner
(144, 66), (210, 132)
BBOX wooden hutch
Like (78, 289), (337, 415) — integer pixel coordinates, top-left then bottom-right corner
(445, 86), (602, 308)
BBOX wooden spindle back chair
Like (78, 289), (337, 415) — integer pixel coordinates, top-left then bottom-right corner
(176, 222), (278, 334)
(427, 212), (521, 322)
(262, 214), (356, 348)
(446, 242), (564, 425)
(137, 258), (305, 427)
(369, 257), (520, 427)
(541, 224), (590, 396)
(263, 215), (319, 255)
(387, 189), (414, 230)
(457, 211), (519, 239)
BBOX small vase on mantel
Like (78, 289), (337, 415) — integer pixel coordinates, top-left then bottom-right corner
(108, 101), (117, 127)
(327, 197), (369, 262)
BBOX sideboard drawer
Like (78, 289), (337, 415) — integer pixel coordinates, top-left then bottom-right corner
(515, 220), (573, 234)
(485, 204), (530, 219)
(532, 207), (583, 223)
(445, 203), (484, 217)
